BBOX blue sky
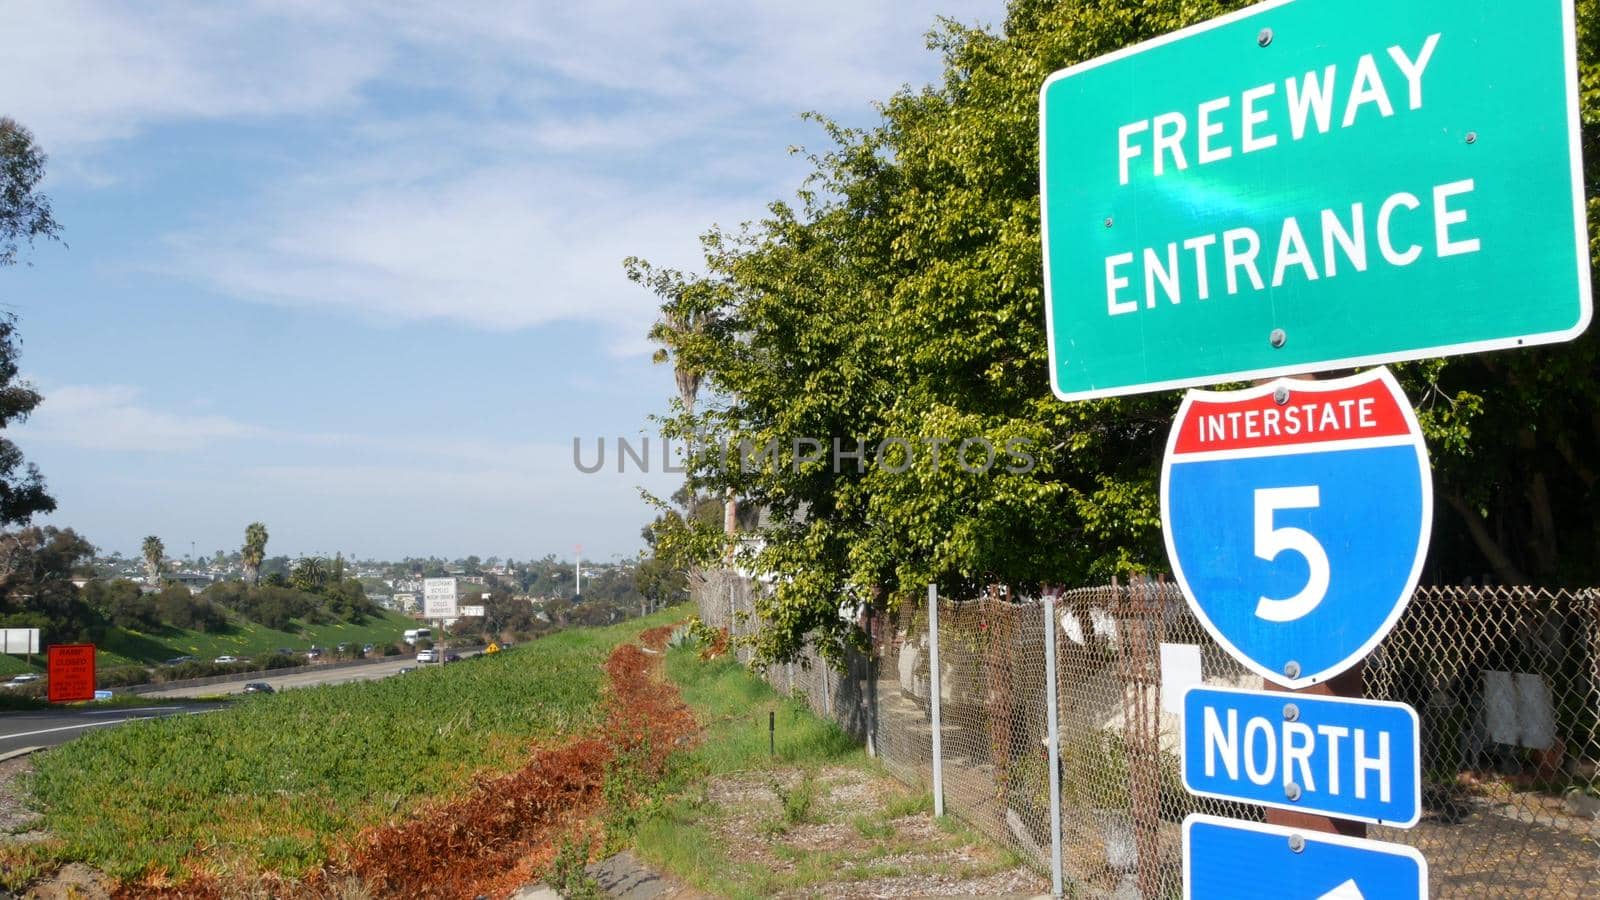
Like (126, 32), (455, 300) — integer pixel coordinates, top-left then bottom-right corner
(1, 1), (1003, 563)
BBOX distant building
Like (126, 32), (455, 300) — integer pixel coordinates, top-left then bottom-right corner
(392, 592), (420, 612)
(170, 572), (216, 594)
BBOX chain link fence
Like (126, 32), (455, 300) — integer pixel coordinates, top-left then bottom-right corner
(693, 570), (1600, 898)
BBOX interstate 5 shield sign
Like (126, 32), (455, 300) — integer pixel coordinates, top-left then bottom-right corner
(1160, 368), (1431, 688)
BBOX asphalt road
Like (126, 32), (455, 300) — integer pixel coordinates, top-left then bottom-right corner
(0, 647), (491, 756)
(0, 704), (220, 756)
(142, 647), (485, 698)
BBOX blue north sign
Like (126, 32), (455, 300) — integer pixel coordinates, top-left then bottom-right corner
(1184, 814), (1427, 899)
(1161, 368), (1432, 688)
(1182, 686), (1421, 826)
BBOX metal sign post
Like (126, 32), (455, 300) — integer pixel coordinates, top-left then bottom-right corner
(927, 584), (944, 818)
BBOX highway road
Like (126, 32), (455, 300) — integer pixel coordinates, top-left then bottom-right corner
(0, 649), (485, 754)
(142, 647), (484, 698)
(0, 704), (221, 756)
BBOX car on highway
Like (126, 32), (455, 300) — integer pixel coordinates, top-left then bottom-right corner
(2, 673), (42, 689)
(214, 655), (241, 664)
(305, 647), (323, 660)
(397, 666), (416, 675)
(443, 652), (461, 663)
(242, 682), (275, 694)
(415, 649), (438, 663)
(362, 644), (375, 654)
(163, 655), (196, 666)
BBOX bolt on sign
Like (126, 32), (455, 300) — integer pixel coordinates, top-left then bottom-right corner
(1039, 0), (1590, 401)
(47, 643), (96, 703)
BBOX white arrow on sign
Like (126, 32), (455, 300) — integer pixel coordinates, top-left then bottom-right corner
(1317, 879), (1365, 900)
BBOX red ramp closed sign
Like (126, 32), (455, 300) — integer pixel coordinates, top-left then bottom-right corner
(47, 643), (96, 703)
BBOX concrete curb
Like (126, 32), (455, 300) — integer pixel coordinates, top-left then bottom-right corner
(0, 745), (44, 763)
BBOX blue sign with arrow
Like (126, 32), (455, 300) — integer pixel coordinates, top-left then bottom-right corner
(1184, 814), (1427, 899)
(1161, 368), (1432, 689)
(1182, 686), (1421, 827)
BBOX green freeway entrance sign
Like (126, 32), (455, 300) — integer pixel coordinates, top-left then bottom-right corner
(1039, 0), (1590, 401)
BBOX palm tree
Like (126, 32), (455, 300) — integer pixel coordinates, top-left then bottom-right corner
(626, 257), (727, 526)
(291, 556), (328, 593)
(141, 535), (164, 584)
(242, 522), (268, 586)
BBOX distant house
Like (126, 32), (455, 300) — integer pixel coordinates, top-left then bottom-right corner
(392, 592), (420, 612)
(170, 572), (216, 594)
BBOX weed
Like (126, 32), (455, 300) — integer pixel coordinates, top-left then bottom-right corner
(883, 790), (934, 818)
(851, 814), (894, 840)
(769, 769), (820, 825)
(547, 835), (601, 900)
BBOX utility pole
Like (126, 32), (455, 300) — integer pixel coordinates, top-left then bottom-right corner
(574, 543), (582, 597)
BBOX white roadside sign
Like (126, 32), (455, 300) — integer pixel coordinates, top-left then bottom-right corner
(1, 628), (40, 654)
(423, 577), (458, 619)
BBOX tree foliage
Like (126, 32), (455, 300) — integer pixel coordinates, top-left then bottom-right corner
(0, 527), (100, 641)
(242, 522), (269, 586)
(632, 0), (1600, 664)
(141, 535), (165, 584)
(0, 117), (60, 268)
(0, 118), (60, 527)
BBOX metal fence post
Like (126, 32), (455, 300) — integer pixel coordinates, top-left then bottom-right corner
(821, 658), (831, 717)
(1044, 591), (1064, 898)
(928, 584), (945, 818)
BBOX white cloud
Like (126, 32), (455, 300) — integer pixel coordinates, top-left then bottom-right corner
(9, 1), (1000, 336)
(160, 164), (750, 332)
(1, 1), (385, 149)
(9, 1), (999, 154)
(22, 384), (261, 452)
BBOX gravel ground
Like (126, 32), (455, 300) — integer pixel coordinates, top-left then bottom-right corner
(695, 764), (1047, 899)
(0, 755), (43, 841)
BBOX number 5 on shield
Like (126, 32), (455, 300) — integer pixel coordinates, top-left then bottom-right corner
(1253, 486), (1329, 623)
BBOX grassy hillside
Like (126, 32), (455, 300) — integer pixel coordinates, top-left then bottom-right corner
(3, 606), (684, 886)
(0, 609), (422, 677)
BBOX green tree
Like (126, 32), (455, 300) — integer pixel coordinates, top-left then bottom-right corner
(0, 118), (62, 527)
(1, 118), (60, 267)
(1, 528), (102, 640)
(290, 556), (329, 593)
(141, 535), (165, 584)
(630, 0), (1600, 664)
(241, 522), (268, 586)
